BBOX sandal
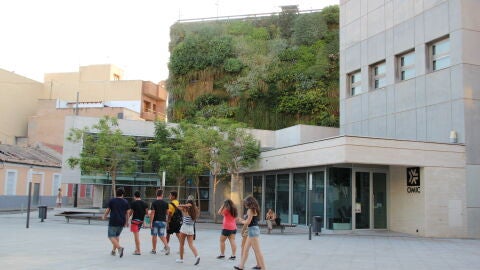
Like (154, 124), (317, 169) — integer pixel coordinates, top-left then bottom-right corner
(217, 255), (225, 259)
(229, 256), (236, 260)
(234, 267), (244, 270)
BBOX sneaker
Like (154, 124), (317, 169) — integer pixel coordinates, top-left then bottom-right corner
(165, 246), (170, 255)
(176, 259), (184, 263)
(132, 251), (141, 255)
(217, 255), (225, 259)
(251, 266), (261, 270)
(194, 256), (200, 265)
(229, 256), (236, 260)
(150, 250), (156, 254)
(118, 247), (124, 258)
(111, 250), (116, 256)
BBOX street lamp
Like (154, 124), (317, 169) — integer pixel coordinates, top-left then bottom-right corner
(26, 167), (33, 228)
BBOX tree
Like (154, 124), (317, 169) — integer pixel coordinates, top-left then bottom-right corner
(66, 116), (137, 197)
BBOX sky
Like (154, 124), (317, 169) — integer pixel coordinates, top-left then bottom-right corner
(0, 0), (338, 83)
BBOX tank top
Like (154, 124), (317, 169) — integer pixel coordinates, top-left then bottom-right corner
(182, 215), (194, 225)
(248, 215), (258, 227)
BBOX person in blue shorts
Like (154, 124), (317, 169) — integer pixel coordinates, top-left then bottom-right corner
(102, 188), (130, 258)
(149, 189), (170, 255)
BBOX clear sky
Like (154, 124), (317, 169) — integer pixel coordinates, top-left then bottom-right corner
(0, 0), (338, 83)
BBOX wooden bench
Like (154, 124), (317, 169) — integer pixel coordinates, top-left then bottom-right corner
(259, 222), (296, 233)
(55, 212), (104, 224)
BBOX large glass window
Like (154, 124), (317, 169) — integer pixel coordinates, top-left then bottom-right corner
(276, 174), (290, 224)
(398, 51), (415, 81)
(311, 171), (324, 227)
(355, 172), (370, 229)
(244, 176), (252, 197)
(371, 62), (386, 89)
(349, 70), (362, 96)
(327, 168), (352, 230)
(431, 37), (450, 71)
(293, 173), (307, 224)
(252, 176), (263, 215)
(264, 175), (276, 213)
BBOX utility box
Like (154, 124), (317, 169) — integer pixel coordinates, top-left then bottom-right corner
(38, 206), (47, 222)
(313, 216), (322, 235)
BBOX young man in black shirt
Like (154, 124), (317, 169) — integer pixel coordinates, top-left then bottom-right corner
(103, 188), (130, 258)
(149, 189), (170, 255)
(129, 191), (149, 255)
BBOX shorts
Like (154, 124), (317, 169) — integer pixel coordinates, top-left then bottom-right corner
(151, 221), (167, 237)
(180, 223), (195, 236)
(108, 226), (124, 238)
(130, 219), (143, 233)
(221, 229), (237, 237)
(248, 226), (260, 238)
(167, 223), (181, 234)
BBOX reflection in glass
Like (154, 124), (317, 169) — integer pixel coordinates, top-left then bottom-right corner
(293, 173), (307, 224)
(355, 172), (370, 229)
(276, 174), (289, 224)
(311, 171), (325, 227)
(373, 173), (387, 229)
(265, 175), (276, 213)
(253, 176), (263, 216)
(327, 168), (352, 230)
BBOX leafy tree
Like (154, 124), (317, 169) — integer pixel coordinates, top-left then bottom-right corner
(66, 116), (137, 196)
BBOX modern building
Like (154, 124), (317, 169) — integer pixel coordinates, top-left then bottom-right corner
(238, 0), (479, 238)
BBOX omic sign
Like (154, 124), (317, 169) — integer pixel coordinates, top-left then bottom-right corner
(406, 167), (420, 193)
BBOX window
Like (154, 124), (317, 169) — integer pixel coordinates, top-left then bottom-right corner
(52, 174), (61, 195)
(398, 51), (415, 81)
(349, 70), (362, 96)
(430, 38), (450, 71)
(5, 170), (17, 195)
(85, 185), (93, 198)
(371, 62), (386, 89)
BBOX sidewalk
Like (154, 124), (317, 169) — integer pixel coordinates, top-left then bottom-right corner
(1, 210), (479, 270)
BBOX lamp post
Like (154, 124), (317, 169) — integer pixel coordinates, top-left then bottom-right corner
(26, 167), (32, 229)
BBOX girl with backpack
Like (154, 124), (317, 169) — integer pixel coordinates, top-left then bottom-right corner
(217, 199), (238, 260)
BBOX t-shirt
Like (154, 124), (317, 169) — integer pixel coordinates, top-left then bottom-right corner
(222, 209), (237, 230)
(107, 197), (130, 227)
(168, 199), (179, 217)
(150, 199), (168, 222)
(130, 199), (148, 221)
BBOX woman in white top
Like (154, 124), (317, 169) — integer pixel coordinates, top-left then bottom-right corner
(176, 199), (200, 265)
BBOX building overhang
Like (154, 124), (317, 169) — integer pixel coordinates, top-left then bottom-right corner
(245, 136), (466, 173)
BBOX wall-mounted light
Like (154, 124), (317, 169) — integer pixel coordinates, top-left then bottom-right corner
(449, 130), (458, 143)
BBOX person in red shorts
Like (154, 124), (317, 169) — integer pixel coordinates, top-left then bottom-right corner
(129, 191), (149, 255)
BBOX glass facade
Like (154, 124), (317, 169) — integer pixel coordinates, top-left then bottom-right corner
(243, 167), (386, 231)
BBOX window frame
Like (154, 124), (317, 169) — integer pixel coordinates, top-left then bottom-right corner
(5, 170), (17, 195)
(349, 70), (362, 96)
(397, 50), (415, 81)
(429, 37), (450, 72)
(370, 61), (386, 90)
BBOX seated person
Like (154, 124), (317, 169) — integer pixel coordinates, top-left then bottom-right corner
(265, 208), (276, 233)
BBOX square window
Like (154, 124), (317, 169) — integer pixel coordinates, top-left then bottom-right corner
(349, 70), (362, 96)
(430, 38), (450, 71)
(398, 51), (415, 81)
(371, 62), (386, 89)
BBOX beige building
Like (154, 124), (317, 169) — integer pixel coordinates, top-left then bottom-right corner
(0, 69), (43, 145)
(43, 64), (167, 122)
(0, 144), (63, 209)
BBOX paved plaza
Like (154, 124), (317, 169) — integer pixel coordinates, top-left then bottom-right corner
(1, 209), (480, 270)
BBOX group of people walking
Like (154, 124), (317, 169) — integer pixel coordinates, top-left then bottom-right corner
(103, 188), (266, 269)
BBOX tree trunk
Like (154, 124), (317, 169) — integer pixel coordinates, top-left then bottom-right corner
(111, 170), (116, 197)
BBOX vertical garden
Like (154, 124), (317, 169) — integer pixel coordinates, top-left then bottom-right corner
(168, 6), (339, 130)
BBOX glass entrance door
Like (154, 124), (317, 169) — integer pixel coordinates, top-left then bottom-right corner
(354, 171), (387, 229)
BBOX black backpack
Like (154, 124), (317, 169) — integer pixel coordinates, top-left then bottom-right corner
(169, 203), (183, 230)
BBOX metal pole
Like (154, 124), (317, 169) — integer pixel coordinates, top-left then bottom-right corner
(73, 184), (78, 208)
(308, 173), (312, 240)
(26, 182), (32, 228)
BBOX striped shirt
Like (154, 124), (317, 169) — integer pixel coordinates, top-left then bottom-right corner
(182, 215), (194, 225)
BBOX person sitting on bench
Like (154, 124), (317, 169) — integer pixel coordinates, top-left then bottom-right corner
(265, 209), (276, 234)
